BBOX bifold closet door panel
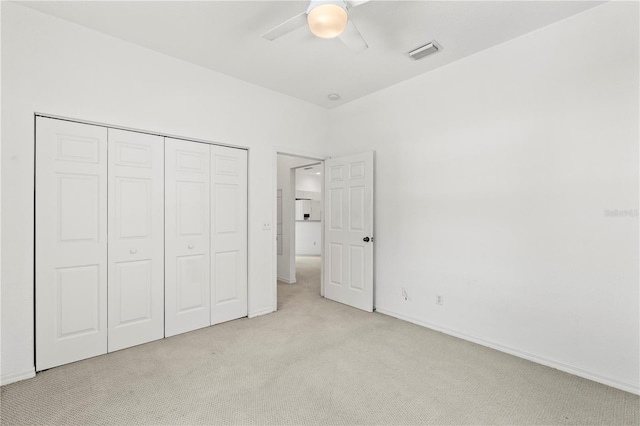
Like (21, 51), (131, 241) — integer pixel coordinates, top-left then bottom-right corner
(165, 138), (211, 337)
(210, 146), (248, 325)
(36, 117), (108, 371)
(107, 129), (164, 352)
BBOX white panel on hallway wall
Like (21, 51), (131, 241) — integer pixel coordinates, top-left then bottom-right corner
(165, 138), (211, 337)
(277, 190), (283, 256)
(36, 117), (108, 371)
(210, 146), (248, 325)
(107, 129), (164, 352)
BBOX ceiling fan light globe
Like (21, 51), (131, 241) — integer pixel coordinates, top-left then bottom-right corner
(307, 4), (348, 39)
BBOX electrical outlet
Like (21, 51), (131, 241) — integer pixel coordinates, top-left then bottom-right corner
(262, 222), (271, 230)
(402, 287), (409, 301)
(436, 295), (443, 305)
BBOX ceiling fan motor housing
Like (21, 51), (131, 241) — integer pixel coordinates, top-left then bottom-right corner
(307, 0), (349, 39)
(306, 0), (348, 14)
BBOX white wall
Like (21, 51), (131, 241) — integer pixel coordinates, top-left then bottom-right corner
(296, 172), (322, 193)
(328, 2), (639, 393)
(296, 222), (321, 256)
(0, 3), (329, 384)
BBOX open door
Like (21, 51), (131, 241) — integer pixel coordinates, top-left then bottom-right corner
(323, 151), (374, 312)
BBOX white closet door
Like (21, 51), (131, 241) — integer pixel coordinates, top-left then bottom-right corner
(36, 117), (108, 371)
(107, 129), (164, 352)
(165, 138), (211, 337)
(210, 146), (248, 325)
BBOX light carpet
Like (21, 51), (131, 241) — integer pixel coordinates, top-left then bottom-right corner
(1, 256), (638, 425)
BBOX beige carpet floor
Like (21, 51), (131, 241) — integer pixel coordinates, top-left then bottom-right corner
(1, 255), (638, 425)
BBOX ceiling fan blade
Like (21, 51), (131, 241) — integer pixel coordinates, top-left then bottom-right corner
(261, 12), (308, 41)
(345, 0), (371, 8)
(338, 19), (368, 52)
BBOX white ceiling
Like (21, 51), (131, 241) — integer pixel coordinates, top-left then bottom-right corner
(19, 1), (604, 109)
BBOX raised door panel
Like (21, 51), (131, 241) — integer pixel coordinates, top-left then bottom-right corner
(56, 265), (101, 338)
(329, 187), (343, 230)
(107, 128), (164, 352)
(176, 254), (208, 312)
(176, 181), (207, 237)
(115, 177), (150, 239)
(36, 117), (108, 371)
(214, 252), (239, 303)
(165, 138), (211, 337)
(214, 184), (238, 234)
(210, 146), (247, 325)
(113, 260), (152, 324)
(329, 243), (344, 286)
(58, 174), (100, 242)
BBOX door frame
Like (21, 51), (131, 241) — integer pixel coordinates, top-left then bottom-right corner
(290, 161), (322, 284)
(272, 148), (326, 311)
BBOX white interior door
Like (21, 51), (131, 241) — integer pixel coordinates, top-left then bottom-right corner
(36, 117), (108, 370)
(165, 138), (211, 337)
(210, 145), (248, 325)
(107, 129), (164, 352)
(323, 151), (374, 312)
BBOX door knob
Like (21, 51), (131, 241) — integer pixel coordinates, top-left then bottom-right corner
(130, 249), (137, 254)
(188, 244), (194, 249)
(363, 237), (370, 242)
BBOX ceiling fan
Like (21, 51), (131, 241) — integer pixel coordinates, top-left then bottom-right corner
(261, 0), (371, 53)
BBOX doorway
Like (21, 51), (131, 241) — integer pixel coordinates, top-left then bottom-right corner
(276, 154), (324, 310)
(273, 150), (375, 314)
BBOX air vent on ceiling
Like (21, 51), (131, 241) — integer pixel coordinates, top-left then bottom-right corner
(408, 41), (443, 61)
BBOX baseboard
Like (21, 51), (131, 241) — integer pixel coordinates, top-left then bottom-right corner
(277, 276), (296, 284)
(248, 307), (274, 318)
(375, 307), (640, 395)
(1, 368), (36, 386)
